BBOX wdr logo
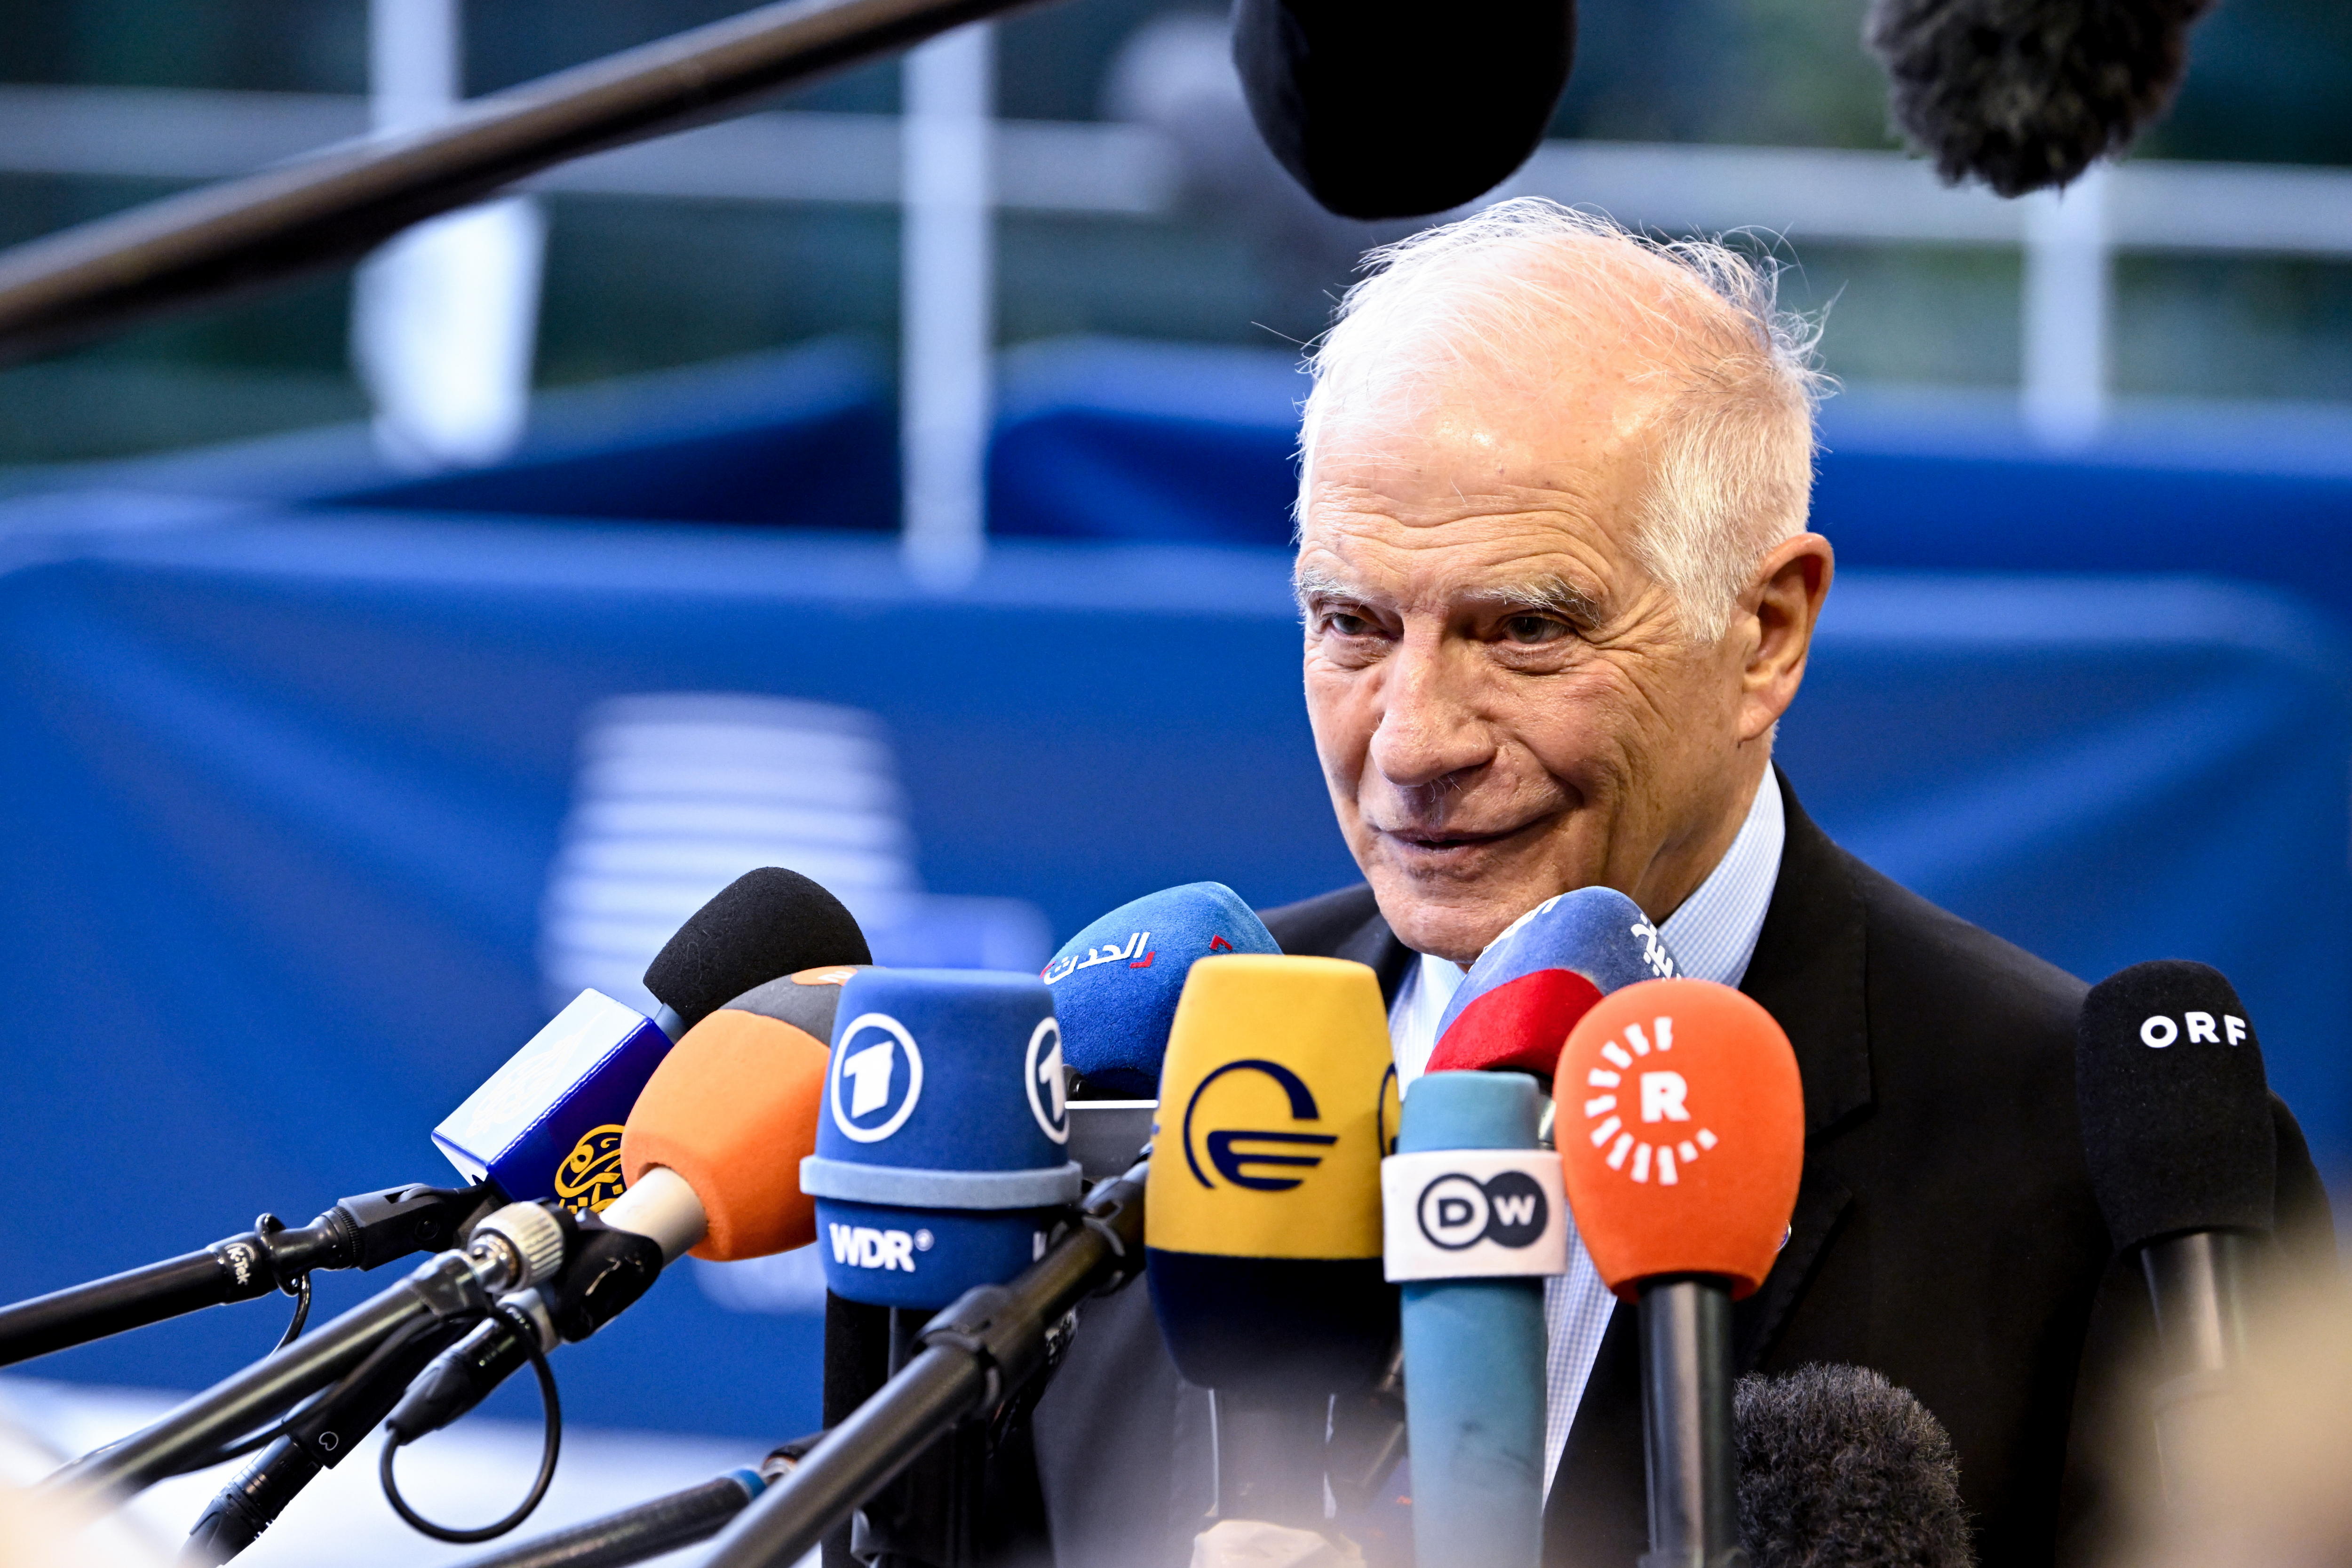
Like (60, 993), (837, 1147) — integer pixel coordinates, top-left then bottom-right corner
(829, 1012), (924, 1144)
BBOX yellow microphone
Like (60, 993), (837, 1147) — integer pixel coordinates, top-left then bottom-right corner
(1145, 954), (1398, 1527)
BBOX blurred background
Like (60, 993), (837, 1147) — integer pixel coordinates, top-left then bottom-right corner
(1, 0), (2351, 1562)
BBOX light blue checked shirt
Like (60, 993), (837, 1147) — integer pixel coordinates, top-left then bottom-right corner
(1386, 765), (1787, 1497)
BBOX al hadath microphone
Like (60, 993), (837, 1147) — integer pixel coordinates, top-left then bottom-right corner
(1558, 979), (1804, 1568)
(2077, 959), (2276, 1492)
(1427, 886), (1679, 1078)
(1383, 1070), (1565, 1568)
(1045, 881), (1283, 1098)
(1733, 1363), (1975, 1568)
(1148, 953), (1398, 1528)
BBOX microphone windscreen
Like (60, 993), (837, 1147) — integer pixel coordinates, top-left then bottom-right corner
(1734, 1364), (1975, 1568)
(620, 1003), (831, 1261)
(1045, 882), (1279, 1098)
(805, 969), (1081, 1310)
(1426, 887), (1679, 1078)
(2076, 960), (2275, 1252)
(1865, 0), (2208, 197)
(1556, 979), (1803, 1300)
(433, 988), (672, 1210)
(643, 868), (871, 1029)
(1146, 955), (1398, 1394)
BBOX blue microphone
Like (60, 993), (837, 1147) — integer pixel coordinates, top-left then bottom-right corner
(1428, 886), (1678, 1078)
(1383, 1070), (1565, 1568)
(801, 970), (1084, 1311)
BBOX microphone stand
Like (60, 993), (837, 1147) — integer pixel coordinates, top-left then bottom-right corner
(48, 1209), (557, 1504)
(0, 0), (1061, 363)
(0, 1184), (491, 1369)
(702, 1161), (1146, 1568)
(2140, 1229), (2255, 1498)
(1637, 1277), (1747, 1568)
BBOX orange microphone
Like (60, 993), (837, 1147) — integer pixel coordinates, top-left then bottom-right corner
(1555, 978), (1803, 1568)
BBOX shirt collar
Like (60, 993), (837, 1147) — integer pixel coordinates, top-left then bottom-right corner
(1657, 764), (1786, 989)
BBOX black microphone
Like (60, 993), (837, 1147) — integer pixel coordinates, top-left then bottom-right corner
(2077, 959), (2276, 1490)
(1865, 0), (2209, 197)
(1230, 0), (1576, 221)
(1733, 1363), (1975, 1568)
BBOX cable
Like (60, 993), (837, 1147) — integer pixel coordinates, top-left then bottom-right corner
(271, 1274), (312, 1353)
(378, 1309), (561, 1544)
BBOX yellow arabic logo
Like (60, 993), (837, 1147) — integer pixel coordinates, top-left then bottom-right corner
(554, 1124), (627, 1212)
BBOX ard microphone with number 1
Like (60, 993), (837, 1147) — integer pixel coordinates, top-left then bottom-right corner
(1147, 954), (1398, 1528)
(1382, 1070), (1565, 1568)
(2077, 959), (2276, 1494)
(1558, 979), (1803, 1568)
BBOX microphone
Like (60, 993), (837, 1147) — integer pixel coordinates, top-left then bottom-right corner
(1557, 978), (1804, 1568)
(0, 867), (864, 1378)
(1147, 953), (1398, 1528)
(1045, 880), (1283, 1099)
(1733, 1364), (1975, 1568)
(1382, 1070), (1565, 1568)
(699, 891), (1291, 1568)
(378, 963), (852, 1449)
(1865, 0), (2208, 197)
(819, 884), (1279, 1568)
(802, 968), (1078, 1568)
(2076, 960), (2276, 1490)
(172, 878), (866, 1563)
(435, 867), (870, 1212)
(1427, 886), (1679, 1077)
(803, 968), (1082, 1312)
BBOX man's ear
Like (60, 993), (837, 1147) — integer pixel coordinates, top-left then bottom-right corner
(1737, 532), (1834, 743)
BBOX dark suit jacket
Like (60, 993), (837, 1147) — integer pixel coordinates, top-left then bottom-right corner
(1021, 772), (2334, 1568)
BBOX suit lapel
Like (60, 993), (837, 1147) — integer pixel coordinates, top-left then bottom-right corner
(1729, 770), (1871, 1369)
(1330, 904), (1417, 1008)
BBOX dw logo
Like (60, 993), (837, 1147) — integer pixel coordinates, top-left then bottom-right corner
(829, 1012), (924, 1143)
(1415, 1170), (1550, 1250)
(1182, 1059), (1337, 1192)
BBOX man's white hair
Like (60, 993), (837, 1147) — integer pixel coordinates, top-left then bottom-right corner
(1299, 199), (1829, 644)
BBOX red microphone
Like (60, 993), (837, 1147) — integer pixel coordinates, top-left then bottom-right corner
(1556, 979), (1803, 1568)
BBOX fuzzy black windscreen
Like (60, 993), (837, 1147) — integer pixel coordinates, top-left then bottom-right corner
(1865, 0), (2213, 196)
(641, 867), (870, 1029)
(1736, 1364), (1977, 1568)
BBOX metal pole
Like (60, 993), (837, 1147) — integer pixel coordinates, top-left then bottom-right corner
(899, 23), (995, 588)
(0, 0), (1053, 365)
(2020, 162), (2110, 449)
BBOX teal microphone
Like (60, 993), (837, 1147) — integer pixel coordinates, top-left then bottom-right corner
(1382, 1070), (1564, 1568)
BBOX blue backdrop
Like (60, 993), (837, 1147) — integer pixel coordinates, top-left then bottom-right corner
(0, 495), (2345, 1442)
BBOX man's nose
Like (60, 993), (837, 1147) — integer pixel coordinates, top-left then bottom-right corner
(1368, 635), (1494, 791)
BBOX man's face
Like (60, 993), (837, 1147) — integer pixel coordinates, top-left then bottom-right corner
(1295, 353), (1771, 965)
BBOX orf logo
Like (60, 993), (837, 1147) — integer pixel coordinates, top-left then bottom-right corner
(1416, 1170), (1550, 1250)
(554, 1124), (627, 1212)
(829, 1012), (924, 1143)
(1182, 1059), (1337, 1191)
(1025, 1017), (1069, 1145)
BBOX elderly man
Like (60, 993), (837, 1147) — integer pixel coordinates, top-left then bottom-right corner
(1012, 201), (2331, 1568)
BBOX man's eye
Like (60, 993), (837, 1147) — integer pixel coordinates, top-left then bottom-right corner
(1324, 611), (1373, 637)
(1502, 614), (1569, 645)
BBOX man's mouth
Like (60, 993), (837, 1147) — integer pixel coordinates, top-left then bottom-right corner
(1377, 823), (1532, 856)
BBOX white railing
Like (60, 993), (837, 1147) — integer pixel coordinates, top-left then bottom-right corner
(3, 81), (2350, 448)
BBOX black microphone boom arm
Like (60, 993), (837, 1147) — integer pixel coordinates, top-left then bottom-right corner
(0, 1183), (492, 1370)
(0, 0), (1056, 365)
